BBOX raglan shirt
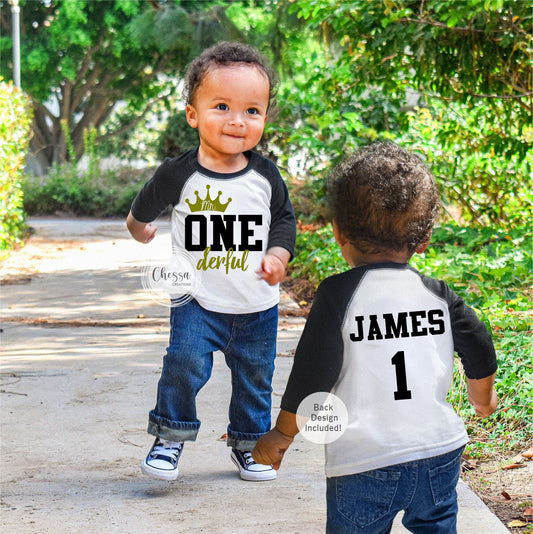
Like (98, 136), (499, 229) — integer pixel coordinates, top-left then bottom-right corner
(131, 149), (296, 314)
(281, 263), (498, 478)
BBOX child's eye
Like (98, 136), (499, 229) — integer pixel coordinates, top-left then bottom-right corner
(216, 103), (229, 111)
(247, 108), (259, 115)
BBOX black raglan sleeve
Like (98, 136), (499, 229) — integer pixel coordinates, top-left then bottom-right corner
(281, 277), (347, 413)
(263, 159), (296, 259)
(447, 287), (498, 379)
(131, 155), (190, 223)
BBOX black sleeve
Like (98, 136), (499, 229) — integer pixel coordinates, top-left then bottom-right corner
(448, 288), (498, 379)
(419, 273), (498, 379)
(280, 278), (346, 413)
(264, 160), (296, 259)
(130, 158), (184, 223)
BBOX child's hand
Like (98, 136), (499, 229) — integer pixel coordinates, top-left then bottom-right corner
(469, 388), (498, 418)
(256, 247), (290, 286)
(127, 211), (157, 244)
(257, 254), (285, 285)
(252, 428), (294, 470)
(138, 222), (158, 244)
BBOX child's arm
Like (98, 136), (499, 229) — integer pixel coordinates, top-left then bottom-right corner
(252, 409), (299, 469)
(256, 246), (291, 285)
(127, 211), (158, 244)
(467, 373), (497, 418)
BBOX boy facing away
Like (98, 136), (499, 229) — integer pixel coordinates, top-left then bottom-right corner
(253, 141), (497, 533)
(127, 42), (296, 482)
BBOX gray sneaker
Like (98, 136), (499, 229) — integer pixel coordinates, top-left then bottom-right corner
(231, 449), (276, 481)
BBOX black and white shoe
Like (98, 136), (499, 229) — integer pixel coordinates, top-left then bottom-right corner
(231, 449), (276, 481)
(141, 438), (183, 481)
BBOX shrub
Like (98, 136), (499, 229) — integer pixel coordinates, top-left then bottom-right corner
(0, 79), (33, 253)
(157, 110), (198, 160)
(22, 164), (153, 218)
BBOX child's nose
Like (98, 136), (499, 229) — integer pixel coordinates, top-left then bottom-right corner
(228, 113), (245, 127)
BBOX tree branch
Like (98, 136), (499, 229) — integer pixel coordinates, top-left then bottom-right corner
(401, 17), (491, 35)
(459, 89), (533, 101)
(60, 81), (73, 120)
(71, 65), (102, 112)
(96, 95), (166, 142)
(31, 99), (57, 124)
(73, 35), (105, 87)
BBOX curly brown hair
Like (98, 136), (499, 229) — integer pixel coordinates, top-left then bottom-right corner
(183, 41), (278, 111)
(327, 141), (440, 255)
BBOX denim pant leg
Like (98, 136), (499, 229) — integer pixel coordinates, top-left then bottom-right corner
(401, 446), (465, 534)
(224, 305), (278, 451)
(148, 300), (225, 442)
(326, 446), (465, 534)
(326, 467), (401, 534)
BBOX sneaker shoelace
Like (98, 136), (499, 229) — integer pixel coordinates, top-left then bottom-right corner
(152, 441), (182, 459)
(242, 451), (255, 465)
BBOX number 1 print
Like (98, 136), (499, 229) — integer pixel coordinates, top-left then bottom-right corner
(391, 351), (412, 400)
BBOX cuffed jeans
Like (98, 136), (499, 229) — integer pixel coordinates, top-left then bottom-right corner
(148, 299), (278, 451)
(326, 446), (465, 534)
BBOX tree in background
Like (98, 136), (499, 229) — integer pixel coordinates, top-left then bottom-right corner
(2, 0), (530, 225)
(0, 0), (242, 174)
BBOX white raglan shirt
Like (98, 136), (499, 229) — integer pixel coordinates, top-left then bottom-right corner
(281, 263), (497, 477)
(131, 149), (296, 314)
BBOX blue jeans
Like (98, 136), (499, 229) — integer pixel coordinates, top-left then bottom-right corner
(326, 446), (465, 534)
(148, 299), (278, 451)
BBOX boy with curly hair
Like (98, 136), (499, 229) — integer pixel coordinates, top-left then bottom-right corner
(253, 141), (497, 532)
(128, 42), (295, 482)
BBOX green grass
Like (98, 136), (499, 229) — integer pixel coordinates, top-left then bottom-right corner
(291, 221), (533, 458)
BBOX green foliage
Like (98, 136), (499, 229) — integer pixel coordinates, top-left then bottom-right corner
(290, 0), (531, 155)
(22, 119), (146, 217)
(271, 0), (532, 225)
(450, 331), (532, 457)
(0, 80), (32, 254)
(291, 221), (533, 456)
(1, 0), (238, 170)
(157, 111), (199, 160)
(291, 224), (344, 285)
(22, 163), (151, 218)
(399, 105), (533, 225)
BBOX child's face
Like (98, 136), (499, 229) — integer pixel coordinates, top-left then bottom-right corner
(185, 65), (269, 161)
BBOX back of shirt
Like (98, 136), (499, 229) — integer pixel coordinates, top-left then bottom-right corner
(281, 263), (497, 477)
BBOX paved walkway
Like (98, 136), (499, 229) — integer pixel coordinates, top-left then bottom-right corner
(0, 218), (508, 533)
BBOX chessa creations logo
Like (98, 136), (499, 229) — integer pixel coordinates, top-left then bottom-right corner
(141, 248), (200, 307)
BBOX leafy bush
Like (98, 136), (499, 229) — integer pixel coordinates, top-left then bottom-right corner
(157, 110), (198, 160)
(22, 121), (153, 217)
(400, 104), (533, 227)
(292, 222), (533, 456)
(22, 164), (153, 217)
(0, 80), (32, 254)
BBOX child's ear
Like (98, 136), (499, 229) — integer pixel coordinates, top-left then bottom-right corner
(185, 104), (198, 129)
(415, 232), (432, 254)
(332, 220), (348, 247)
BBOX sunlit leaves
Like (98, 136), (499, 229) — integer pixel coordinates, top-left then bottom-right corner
(0, 81), (32, 253)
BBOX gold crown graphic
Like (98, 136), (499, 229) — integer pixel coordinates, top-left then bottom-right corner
(186, 185), (232, 213)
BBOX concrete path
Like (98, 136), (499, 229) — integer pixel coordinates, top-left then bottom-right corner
(0, 218), (508, 533)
